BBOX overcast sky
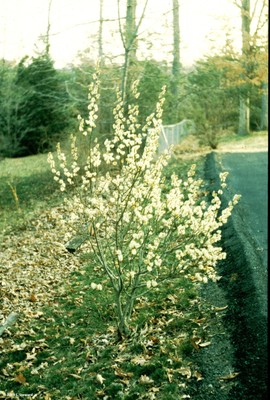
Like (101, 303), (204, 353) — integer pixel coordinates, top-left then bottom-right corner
(0, 0), (243, 68)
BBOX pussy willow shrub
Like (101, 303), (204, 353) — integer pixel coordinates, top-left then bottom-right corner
(48, 69), (240, 338)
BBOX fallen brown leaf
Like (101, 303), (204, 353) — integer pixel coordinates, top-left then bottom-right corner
(14, 372), (27, 384)
(193, 370), (203, 381)
(29, 293), (37, 302)
(177, 367), (192, 379)
(68, 373), (82, 380)
(218, 372), (240, 380)
(212, 305), (228, 312)
(198, 341), (211, 348)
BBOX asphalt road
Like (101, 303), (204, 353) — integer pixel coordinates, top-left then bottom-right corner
(218, 151), (268, 268)
(216, 151), (268, 314)
(208, 151), (268, 399)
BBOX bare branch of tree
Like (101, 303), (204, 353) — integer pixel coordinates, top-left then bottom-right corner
(132, 0), (149, 48)
(251, 0), (268, 40)
(45, 0), (53, 55)
(117, 0), (126, 50)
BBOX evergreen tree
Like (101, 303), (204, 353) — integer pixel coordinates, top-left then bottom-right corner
(15, 55), (72, 155)
(0, 60), (28, 157)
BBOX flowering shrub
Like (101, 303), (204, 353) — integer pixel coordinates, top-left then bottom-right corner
(48, 69), (240, 337)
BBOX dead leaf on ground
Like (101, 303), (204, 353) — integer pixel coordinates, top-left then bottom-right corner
(218, 372), (240, 380)
(139, 375), (154, 385)
(68, 373), (82, 380)
(198, 341), (211, 348)
(193, 370), (203, 381)
(131, 355), (150, 365)
(113, 365), (133, 378)
(29, 293), (37, 302)
(96, 373), (105, 384)
(14, 372), (27, 384)
(176, 367), (192, 379)
(212, 305), (228, 312)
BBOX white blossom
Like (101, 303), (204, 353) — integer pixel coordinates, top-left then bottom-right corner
(47, 68), (240, 336)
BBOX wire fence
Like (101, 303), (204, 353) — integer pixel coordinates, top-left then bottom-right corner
(158, 119), (196, 154)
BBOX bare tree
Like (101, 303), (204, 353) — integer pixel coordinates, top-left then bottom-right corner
(98, 0), (104, 60)
(172, 0), (181, 96)
(235, 0), (268, 134)
(117, 0), (148, 102)
(260, 80), (268, 130)
(238, 0), (251, 135)
(45, 0), (53, 56)
(125, 0), (138, 61)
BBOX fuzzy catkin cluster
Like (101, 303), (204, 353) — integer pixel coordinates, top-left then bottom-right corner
(48, 69), (240, 321)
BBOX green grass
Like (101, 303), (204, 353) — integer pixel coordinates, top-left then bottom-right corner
(0, 149), (211, 399)
(0, 153), (63, 233)
(0, 151), (203, 234)
(218, 129), (268, 145)
(0, 260), (206, 399)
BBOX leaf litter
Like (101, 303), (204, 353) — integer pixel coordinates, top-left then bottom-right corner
(0, 203), (238, 399)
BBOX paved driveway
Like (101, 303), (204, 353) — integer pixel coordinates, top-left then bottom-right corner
(216, 151), (268, 316)
(206, 150), (268, 399)
(217, 151), (268, 268)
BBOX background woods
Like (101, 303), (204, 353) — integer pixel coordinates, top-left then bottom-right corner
(0, 0), (268, 157)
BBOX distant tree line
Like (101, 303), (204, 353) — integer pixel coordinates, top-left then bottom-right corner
(0, 50), (267, 158)
(0, 0), (267, 158)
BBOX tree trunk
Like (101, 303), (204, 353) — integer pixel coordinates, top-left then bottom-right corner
(98, 0), (104, 60)
(118, 0), (148, 104)
(238, 95), (250, 135)
(125, 0), (137, 62)
(115, 292), (131, 339)
(172, 0), (180, 97)
(238, 0), (251, 135)
(260, 81), (268, 130)
(121, 0), (137, 103)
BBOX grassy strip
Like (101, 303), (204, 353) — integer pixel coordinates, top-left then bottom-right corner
(0, 153), (199, 233)
(0, 152), (210, 399)
(0, 153), (63, 234)
(1, 261), (209, 399)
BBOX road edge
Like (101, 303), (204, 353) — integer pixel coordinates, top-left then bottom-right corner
(204, 151), (268, 400)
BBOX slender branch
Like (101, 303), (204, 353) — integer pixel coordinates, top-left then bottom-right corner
(251, 0), (268, 39)
(117, 0), (127, 50)
(45, 0), (53, 55)
(91, 226), (118, 286)
(130, 0), (149, 51)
